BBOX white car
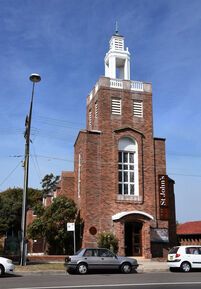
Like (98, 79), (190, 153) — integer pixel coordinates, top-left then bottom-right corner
(167, 245), (201, 272)
(0, 257), (15, 276)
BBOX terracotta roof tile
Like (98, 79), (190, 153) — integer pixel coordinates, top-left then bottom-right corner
(177, 221), (201, 235)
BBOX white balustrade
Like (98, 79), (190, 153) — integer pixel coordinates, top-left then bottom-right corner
(131, 81), (144, 91)
(110, 79), (123, 89)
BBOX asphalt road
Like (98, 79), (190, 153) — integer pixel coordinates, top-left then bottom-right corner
(1, 272), (201, 289)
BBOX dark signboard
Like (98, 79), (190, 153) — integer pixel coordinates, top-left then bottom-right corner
(150, 228), (169, 243)
(158, 175), (169, 220)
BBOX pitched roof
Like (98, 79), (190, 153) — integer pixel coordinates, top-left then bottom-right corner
(177, 221), (201, 235)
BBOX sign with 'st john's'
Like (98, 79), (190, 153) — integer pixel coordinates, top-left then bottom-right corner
(158, 175), (169, 220)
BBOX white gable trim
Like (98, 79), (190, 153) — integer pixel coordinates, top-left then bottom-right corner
(112, 210), (154, 221)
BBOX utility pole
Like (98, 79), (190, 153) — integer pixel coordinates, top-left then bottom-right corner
(20, 73), (41, 266)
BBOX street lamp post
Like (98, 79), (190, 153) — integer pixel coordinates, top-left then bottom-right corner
(20, 73), (41, 266)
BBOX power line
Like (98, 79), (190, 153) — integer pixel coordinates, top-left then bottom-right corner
(167, 152), (201, 158)
(35, 154), (73, 162)
(169, 172), (201, 178)
(1, 156), (201, 191)
(7, 153), (201, 171)
(30, 144), (42, 180)
(8, 154), (72, 162)
(36, 115), (85, 127)
(0, 160), (23, 189)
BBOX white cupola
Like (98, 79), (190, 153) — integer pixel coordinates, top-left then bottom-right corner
(104, 31), (130, 80)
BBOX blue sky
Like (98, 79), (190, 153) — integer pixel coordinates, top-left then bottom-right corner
(0, 0), (201, 223)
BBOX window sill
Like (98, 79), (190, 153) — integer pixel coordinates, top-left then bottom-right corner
(116, 194), (143, 203)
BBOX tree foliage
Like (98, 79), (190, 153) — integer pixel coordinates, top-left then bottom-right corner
(41, 173), (60, 198)
(0, 187), (42, 236)
(27, 195), (77, 254)
(97, 231), (119, 254)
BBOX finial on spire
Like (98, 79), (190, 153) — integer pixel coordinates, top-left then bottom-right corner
(115, 21), (119, 35)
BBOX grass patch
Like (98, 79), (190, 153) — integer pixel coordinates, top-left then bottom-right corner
(15, 263), (65, 272)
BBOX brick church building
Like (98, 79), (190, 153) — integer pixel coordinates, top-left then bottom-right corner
(26, 32), (177, 259)
(27, 32), (177, 259)
(57, 31), (177, 259)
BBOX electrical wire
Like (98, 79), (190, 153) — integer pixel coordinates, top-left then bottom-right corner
(0, 160), (23, 189)
(1, 155), (201, 191)
(35, 115), (85, 127)
(168, 172), (201, 178)
(30, 144), (42, 180)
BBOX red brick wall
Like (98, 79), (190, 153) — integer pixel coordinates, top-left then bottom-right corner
(62, 78), (176, 258)
(74, 83), (158, 251)
(59, 171), (75, 200)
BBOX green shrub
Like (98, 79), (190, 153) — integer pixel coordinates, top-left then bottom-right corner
(97, 231), (119, 254)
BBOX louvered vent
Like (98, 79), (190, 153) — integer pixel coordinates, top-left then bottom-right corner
(133, 101), (143, 117)
(112, 99), (121, 115)
(114, 38), (124, 51)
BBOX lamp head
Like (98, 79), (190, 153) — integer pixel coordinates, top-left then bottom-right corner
(29, 73), (41, 83)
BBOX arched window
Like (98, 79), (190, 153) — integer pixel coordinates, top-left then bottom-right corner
(118, 137), (139, 196)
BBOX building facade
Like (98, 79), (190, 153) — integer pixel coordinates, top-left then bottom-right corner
(177, 221), (201, 246)
(60, 32), (177, 258)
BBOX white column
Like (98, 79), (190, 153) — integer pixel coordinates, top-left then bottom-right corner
(109, 55), (116, 79)
(105, 62), (110, 77)
(124, 58), (130, 80)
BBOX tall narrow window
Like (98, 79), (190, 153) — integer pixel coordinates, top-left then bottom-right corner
(112, 98), (121, 115)
(89, 109), (92, 128)
(118, 138), (139, 196)
(78, 153), (81, 198)
(133, 100), (143, 117)
(95, 102), (98, 119)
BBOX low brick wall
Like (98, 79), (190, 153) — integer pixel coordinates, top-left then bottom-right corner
(28, 255), (66, 263)
(4, 254), (67, 264)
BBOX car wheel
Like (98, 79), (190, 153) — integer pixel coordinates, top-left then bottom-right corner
(121, 262), (132, 273)
(77, 263), (88, 274)
(0, 265), (5, 276)
(180, 261), (191, 272)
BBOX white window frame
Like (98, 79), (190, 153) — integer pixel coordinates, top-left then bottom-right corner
(118, 137), (139, 196)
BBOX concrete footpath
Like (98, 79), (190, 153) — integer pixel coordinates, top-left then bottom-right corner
(136, 259), (169, 273)
(15, 260), (169, 275)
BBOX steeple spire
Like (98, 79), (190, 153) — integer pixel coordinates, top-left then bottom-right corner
(104, 29), (131, 80)
(115, 21), (119, 35)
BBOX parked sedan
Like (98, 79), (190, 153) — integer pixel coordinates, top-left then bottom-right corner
(0, 257), (15, 276)
(65, 248), (139, 274)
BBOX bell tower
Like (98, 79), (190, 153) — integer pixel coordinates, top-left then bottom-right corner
(104, 29), (130, 80)
(70, 28), (176, 260)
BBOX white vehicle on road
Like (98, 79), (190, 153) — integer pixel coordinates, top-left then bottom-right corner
(167, 245), (201, 272)
(0, 256), (15, 276)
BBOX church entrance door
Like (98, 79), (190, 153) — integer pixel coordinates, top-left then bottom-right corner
(125, 222), (142, 256)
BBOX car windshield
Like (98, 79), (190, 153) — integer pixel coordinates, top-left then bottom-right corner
(74, 249), (83, 255)
(169, 247), (179, 254)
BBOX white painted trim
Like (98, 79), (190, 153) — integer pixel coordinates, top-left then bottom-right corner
(118, 137), (139, 196)
(112, 210), (154, 221)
